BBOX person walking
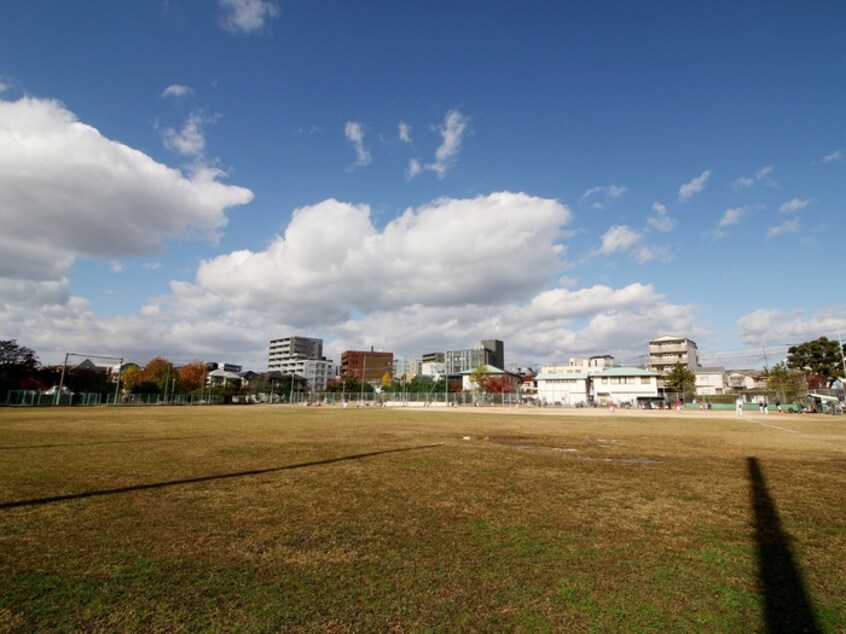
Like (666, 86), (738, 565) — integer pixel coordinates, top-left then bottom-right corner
(736, 395), (744, 416)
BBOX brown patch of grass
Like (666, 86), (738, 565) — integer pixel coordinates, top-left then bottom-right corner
(1, 405), (844, 631)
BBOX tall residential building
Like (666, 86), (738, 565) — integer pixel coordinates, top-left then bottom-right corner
(445, 339), (505, 374)
(268, 336), (335, 390)
(648, 335), (700, 374)
(340, 349), (394, 384)
(393, 357), (421, 381)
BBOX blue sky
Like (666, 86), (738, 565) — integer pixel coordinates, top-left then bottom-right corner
(1, 1), (844, 370)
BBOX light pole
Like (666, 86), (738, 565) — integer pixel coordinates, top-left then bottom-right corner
(360, 355), (367, 404)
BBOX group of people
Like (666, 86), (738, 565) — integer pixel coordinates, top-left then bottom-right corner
(736, 396), (783, 416)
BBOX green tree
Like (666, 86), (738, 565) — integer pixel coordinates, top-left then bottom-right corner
(765, 362), (806, 404)
(0, 340), (40, 396)
(665, 363), (695, 398)
(469, 364), (489, 397)
(786, 336), (845, 388)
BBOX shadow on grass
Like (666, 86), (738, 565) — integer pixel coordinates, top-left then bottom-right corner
(0, 444), (443, 510)
(0, 436), (209, 450)
(747, 456), (820, 633)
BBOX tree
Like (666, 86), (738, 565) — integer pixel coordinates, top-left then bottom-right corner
(120, 364), (142, 391)
(481, 373), (515, 394)
(786, 336), (845, 388)
(665, 363), (695, 397)
(137, 357), (174, 393)
(178, 361), (208, 393)
(766, 362), (806, 404)
(65, 366), (110, 394)
(469, 364), (489, 396)
(0, 340), (40, 396)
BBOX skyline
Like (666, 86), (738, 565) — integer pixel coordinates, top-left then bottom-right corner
(1, 1), (845, 370)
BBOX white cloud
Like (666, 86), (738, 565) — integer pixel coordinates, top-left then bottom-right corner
(779, 198), (812, 213)
(647, 201), (676, 232)
(0, 183), (706, 368)
(0, 96), (253, 282)
(736, 306), (846, 347)
(406, 158), (422, 179)
(822, 149), (842, 163)
(344, 121), (371, 168)
(408, 110), (469, 179)
(398, 121), (412, 144)
(219, 0), (279, 34)
(109, 261), (123, 273)
(678, 169), (712, 201)
(596, 225), (642, 255)
(581, 185), (627, 209)
(766, 219), (800, 238)
(718, 207), (747, 228)
(161, 84), (194, 99)
(162, 112), (216, 157)
(732, 165), (777, 189)
(195, 192), (571, 324)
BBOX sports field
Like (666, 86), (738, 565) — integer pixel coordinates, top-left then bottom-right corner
(1, 405), (844, 632)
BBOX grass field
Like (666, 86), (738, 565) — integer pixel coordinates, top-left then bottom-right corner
(1, 405), (845, 633)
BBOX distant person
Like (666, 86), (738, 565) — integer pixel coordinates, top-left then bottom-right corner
(775, 398), (782, 413)
(736, 396), (744, 416)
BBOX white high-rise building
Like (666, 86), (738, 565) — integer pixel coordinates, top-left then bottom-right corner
(268, 336), (335, 390)
(648, 335), (700, 374)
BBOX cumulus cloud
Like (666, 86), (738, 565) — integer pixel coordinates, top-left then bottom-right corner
(766, 219), (800, 238)
(407, 110), (469, 179)
(779, 198), (812, 213)
(0, 182), (705, 368)
(596, 225), (642, 255)
(678, 169), (712, 201)
(162, 112), (215, 156)
(195, 192), (571, 325)
(161, 84), (194, 99)
(718, 207), (747, 228)
(736, 306), (846, 347)
(398, 121), (412, 144)
(581, 185), (627, 209)
(219, 0), (279, 33)
(406, 158), (422, 179)
(732, 165), (777, 189)
(647, 201), (676, 232)
(344, 121), (371, 168)
(0, 96), (253, 282)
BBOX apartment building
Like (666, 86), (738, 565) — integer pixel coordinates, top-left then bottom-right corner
(267, 336), (335, 390)
(648, 335), (700, 374)
(445, 339), (505, 374)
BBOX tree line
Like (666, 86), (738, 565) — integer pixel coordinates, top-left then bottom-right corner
(1, 336), (844, 401)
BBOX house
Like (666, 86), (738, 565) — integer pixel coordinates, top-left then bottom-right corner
(727, 370), (768, 392)
(590, 367), (659, 406)
(695, 367), (727, 396)
(535, 357), (659, 406)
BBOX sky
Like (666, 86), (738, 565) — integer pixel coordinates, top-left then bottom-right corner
(1, 1), (845, 371)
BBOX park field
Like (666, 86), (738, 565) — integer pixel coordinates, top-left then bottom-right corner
(1, 405), (845, 632)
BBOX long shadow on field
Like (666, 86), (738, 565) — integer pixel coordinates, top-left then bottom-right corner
(0, 444), (443, 510)
(0, 436), (209, 450)
(747, 456), (820, 633)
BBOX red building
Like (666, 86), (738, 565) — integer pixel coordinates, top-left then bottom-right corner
(340, 349), (394, 384)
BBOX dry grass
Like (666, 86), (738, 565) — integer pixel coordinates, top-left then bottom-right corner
(1, 405), (844, 632)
